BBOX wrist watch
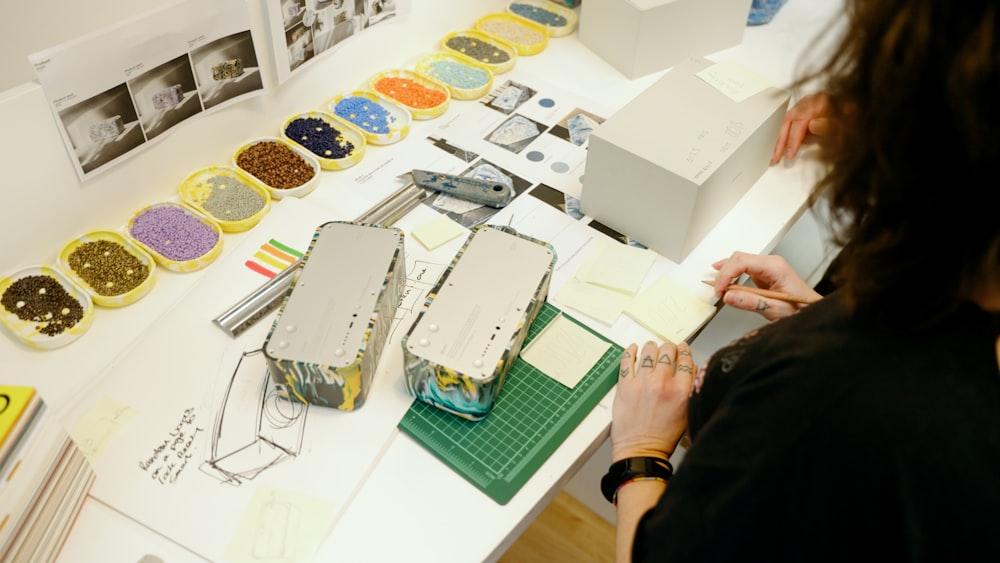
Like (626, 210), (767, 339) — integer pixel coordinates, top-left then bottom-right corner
(600, 456), (673, 504)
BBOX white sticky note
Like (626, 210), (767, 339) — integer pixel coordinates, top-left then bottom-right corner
(554, 278), (632, 325)
(69, 396), (138, 465)
(520, 312), (613, 389)
(411, 214), (466, 250)
(225, 487), (336, 563)
(574, 238), (656, 295)
(696, 60), (772, 103)
(624, 276), (716, 343)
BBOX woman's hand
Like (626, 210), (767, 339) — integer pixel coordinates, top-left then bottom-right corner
(711, 251), (822, 321)
(611, 340), (695, 463)
(771, 92), (831, 165)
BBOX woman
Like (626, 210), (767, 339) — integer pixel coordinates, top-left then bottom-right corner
(607, 0), (1000, 560)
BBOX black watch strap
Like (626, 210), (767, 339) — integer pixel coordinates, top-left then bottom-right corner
(600, 456), (673, 504)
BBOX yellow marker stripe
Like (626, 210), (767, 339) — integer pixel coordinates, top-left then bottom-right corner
(253, 251), (286, 270)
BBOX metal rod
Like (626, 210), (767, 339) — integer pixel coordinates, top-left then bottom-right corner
(212, 182), (431, 338)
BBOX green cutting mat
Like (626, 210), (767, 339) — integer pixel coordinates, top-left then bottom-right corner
(398, 302), (623, 505)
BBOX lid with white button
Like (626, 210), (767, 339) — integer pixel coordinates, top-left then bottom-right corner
(264, 221), (404, 369)
(403, 225), (555, 381)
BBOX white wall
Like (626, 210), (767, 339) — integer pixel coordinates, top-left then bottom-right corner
(0, 0), (167, 93)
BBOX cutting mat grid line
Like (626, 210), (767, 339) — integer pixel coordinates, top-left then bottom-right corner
(399, 303), (623, 504)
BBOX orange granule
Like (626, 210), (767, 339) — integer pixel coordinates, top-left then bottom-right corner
(374, 76), (447, 109)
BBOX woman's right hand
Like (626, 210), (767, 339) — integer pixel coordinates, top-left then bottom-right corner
(710, 252), (822, 321)
(770, 92), (831, 165)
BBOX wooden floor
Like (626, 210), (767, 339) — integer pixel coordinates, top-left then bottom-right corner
(498, 491), (616, 563)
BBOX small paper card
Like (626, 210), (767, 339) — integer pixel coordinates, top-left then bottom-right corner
(574, 238), (656, 294)
(411, 214), (466, 250)
(520, 312), (612, 389)
(624, 276), (716, 343)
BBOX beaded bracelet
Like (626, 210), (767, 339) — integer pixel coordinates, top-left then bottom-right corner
(612, 476), (668, 506)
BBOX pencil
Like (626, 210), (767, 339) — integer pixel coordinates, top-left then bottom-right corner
(702, 280), (819, 305)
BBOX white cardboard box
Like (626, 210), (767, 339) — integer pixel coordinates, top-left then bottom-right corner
(579, 56), (790, 263)
(578, 0), (753, 79)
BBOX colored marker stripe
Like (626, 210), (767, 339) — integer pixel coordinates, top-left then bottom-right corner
(245, 239), (302, 278)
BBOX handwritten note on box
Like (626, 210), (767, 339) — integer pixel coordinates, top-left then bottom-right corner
(696, 60), (772, 103)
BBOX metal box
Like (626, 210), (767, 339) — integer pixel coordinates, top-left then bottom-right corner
(401, 225), (556, 421)
(263, 221), (406, 410)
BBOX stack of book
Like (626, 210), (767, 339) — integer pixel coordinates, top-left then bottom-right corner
(0, 386), (95, 562)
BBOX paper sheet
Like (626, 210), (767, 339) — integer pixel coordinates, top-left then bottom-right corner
(411, 213), (467, 250)
(624, 276), (716, 343)
(574, 238), (656, 294)
(553, 278), (632, 325)
(28, 0), (264, 181)
(519, 313), (612, 389)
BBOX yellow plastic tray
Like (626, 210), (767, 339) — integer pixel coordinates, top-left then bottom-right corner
(328, 90), (412, 145)
(414, 52), (495, 101)
(474, 13), (549, 56)
(0, 264), (94, 349)
(57, 230), (157, 308)
(440, 29), (518, 75)
(281, 110), (367, 170)
(126, 201), (224, 273)
(507, 0), (578, 37)
(232, 137), (322, 199)
(178, 165), (272, 232)
(369, 69), (451, 120)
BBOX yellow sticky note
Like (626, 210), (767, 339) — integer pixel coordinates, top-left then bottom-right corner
(69, 396), (138, 464)
(624, 276), (716, 343)
(554, 278), (631, 325)
(520, 312), (612, 389)
(225, 487), (336, 563)
(411, 214), (466, 250)
(696, 60), (772, 103)
(574, 238), (656, 294)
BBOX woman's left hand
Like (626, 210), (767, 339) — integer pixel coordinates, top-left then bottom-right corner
(611, 340), (695, 463)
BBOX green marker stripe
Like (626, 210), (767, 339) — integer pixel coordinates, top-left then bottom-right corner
(269, 239), (303, 258)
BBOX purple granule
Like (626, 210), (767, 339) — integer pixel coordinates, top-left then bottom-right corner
(129, 206), (219, 261)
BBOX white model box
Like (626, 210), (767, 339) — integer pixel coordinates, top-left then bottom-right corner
(578, 0), (752, 79)
(579, 56), (790, 262)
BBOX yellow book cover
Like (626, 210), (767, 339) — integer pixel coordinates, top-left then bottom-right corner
(0, 387), (38, 448)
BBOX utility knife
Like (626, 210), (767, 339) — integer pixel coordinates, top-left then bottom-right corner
(410, 169), (514, 208)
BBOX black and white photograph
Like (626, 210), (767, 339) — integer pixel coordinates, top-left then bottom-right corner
(547, 108), (604, 147)
(127, 54), (203, 141)
(484, 113), (547, 154)
(190, 30), (263, 110)
(58, 83), (145, 174)
(273, 0), (398, 82)
(481, 80), (538, 115)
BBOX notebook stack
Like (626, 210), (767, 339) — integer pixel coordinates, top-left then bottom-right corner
(0, 386), (95, 562)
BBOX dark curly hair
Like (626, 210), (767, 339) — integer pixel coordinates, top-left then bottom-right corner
(801, 0), (1000, 327)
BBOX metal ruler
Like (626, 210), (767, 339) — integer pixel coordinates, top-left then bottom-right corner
(398, 302), (622, 505)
